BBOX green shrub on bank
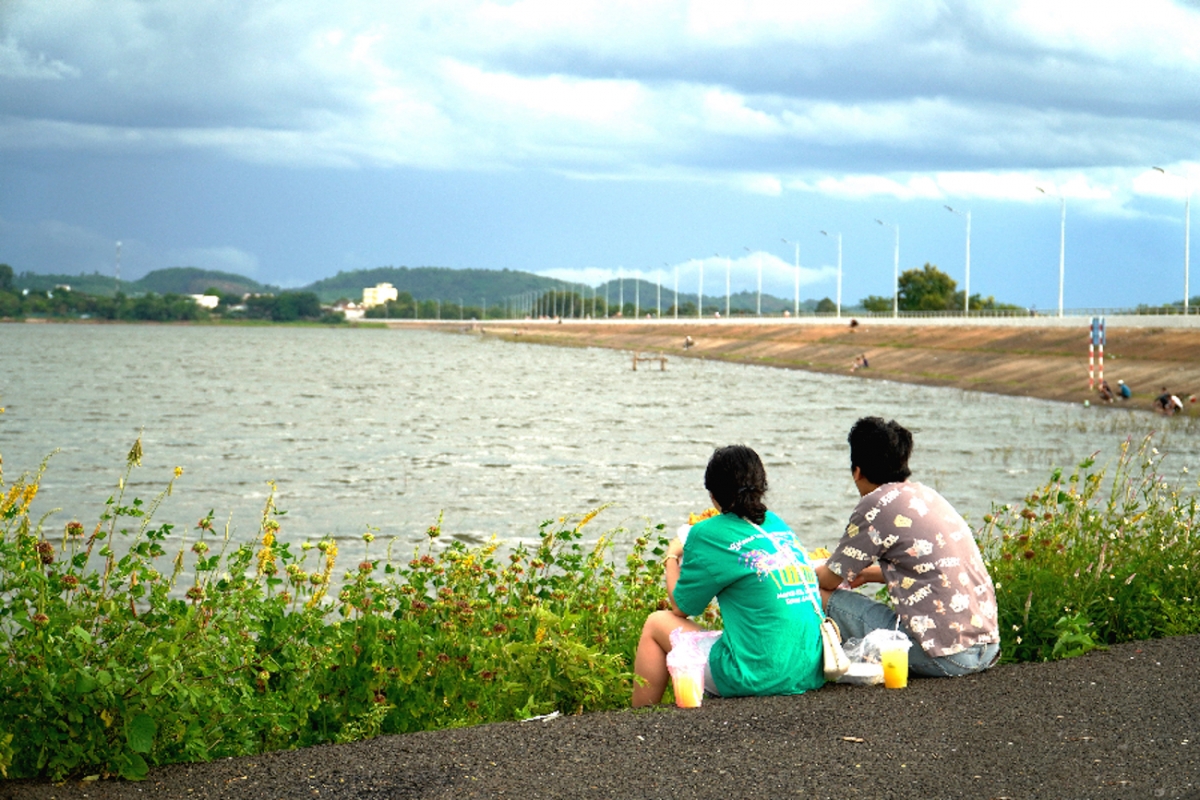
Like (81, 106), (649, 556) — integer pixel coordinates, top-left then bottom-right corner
(3, 432), (1199, 781)
(0, 439), (680, 780)
(981, 435), (1200, 662)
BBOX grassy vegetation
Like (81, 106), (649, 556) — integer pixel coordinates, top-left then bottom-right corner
(981, 435), (1200, 662)
(2, 433), (1198, 781)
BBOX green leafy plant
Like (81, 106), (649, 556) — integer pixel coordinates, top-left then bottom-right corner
(5, 430), (1199, 781)
(0, 440), (674, 780)
(982, 435), (1200, 663)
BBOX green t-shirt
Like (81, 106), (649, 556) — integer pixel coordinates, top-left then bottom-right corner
(672, 511), (825, 697)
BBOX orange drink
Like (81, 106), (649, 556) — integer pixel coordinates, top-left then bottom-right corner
(881, 647), (909, 689)
(672, 669), (704, 707)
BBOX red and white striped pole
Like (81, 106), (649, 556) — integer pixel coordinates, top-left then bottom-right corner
(1088, 317), (1096, 390)
(1097, 318), (1105, 386)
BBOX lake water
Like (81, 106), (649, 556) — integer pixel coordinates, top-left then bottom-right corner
(2, 323), (1197, 558)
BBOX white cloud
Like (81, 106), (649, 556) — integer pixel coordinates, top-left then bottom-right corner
(1010, 0), (1200, 67)
(0, 36), (78, 79)
(1132, 164), (1200, 200)
(3, 0), (1200, 213)
(738, 174), (783, 196)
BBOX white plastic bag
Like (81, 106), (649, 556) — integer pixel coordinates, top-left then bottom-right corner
(837, 629), (913, 685)
(666, 628), (721, 707)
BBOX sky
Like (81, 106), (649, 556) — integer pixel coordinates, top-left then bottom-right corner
(2, 0), (1200, 310)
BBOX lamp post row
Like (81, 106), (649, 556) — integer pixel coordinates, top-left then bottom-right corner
(512, 169), (1190, 320)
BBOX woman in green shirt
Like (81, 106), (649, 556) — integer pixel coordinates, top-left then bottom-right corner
(632, 445), (825, 707)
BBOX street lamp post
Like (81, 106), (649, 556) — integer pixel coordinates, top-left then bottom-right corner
(820, 231), (843, 318)
(1153, 166), (1193, 315)
(635, 271), (640, 319)
(944, 205), (971, 315)
(875, 219), (900, 317)
(672, 265), (678, 320)
(718, 254), (730, 318)
(744, 247), (762, 316)
(1035, 187), (1066, 317)
(781, 239), (800, 318)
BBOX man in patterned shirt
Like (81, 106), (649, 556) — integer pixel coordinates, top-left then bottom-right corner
(815, 417), (1001, 677)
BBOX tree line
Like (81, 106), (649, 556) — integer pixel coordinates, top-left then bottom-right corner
(0, 265), (341, 323)
(860, 263), (1022, 313)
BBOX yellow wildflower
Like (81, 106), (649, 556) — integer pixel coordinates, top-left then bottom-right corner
(688, 507), (719, 525)
(2, 484), (21, 514)
(174, 466), (183, 478)
(808, 547), (831, 560)
(127, 437), (143, 467)
(20, 483), (37, 511)
(577, 509), (599, 529)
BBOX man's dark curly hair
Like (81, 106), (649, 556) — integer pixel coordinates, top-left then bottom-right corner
(848, 417), (913, 485)
(704, 445), (769, 525)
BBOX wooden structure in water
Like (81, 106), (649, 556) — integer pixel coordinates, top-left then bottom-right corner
(632, 351), (668, 371)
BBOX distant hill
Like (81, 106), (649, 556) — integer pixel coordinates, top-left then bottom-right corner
(133, 267), (275, 296)
(15, 267), (273, 298)
(594, 279), (825, 314)
(302, 266), (589, 303)
(11, 263), (838, 312)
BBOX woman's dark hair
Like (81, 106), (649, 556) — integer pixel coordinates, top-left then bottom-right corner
(848, 417), (913, 485)
(704, 445), (768, 525)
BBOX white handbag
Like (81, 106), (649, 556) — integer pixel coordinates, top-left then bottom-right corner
(817, 612), (851, 681)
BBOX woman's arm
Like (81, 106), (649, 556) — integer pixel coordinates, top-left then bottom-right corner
(663, 537), (689, 617)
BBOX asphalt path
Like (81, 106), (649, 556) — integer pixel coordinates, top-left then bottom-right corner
(7, 635), (1198, 800)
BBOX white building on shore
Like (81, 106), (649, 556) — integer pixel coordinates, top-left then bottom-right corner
(190, 294), (220, 309)
(363, 283), (398, 308)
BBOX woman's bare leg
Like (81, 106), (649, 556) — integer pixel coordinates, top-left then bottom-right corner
(632, 610), (702, 707)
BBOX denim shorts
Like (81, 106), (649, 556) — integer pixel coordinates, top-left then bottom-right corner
(826, 589), (1000, 678)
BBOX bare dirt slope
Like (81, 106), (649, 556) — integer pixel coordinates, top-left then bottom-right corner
(480, 322), (1200, 412)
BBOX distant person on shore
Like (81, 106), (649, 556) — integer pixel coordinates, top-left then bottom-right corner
(1153, 388), (1183, 416)
(683, 335), (694, 350)
(1154, 387), (1171, 414)
(1097, 379), (1115, 403)
(815, 417), (1001, 678)
(1117, 379), (1132, 400)
(632, 445), (825, 707)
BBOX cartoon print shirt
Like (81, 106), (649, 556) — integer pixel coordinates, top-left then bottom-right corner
(672, 511), (825, 697)
(825, 481), (1000, 658)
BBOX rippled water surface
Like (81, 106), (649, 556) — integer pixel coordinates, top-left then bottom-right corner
(3, 323), (1197, 555)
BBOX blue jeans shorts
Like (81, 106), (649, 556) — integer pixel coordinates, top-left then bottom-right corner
(826, 589), (1000, 678)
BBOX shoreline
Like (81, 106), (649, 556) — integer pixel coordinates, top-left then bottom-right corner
(460, 320), (1200, 414)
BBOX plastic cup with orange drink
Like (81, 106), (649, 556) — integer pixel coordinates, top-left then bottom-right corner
(881, 645), (909, 688)
(671, 665), (705, 707)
